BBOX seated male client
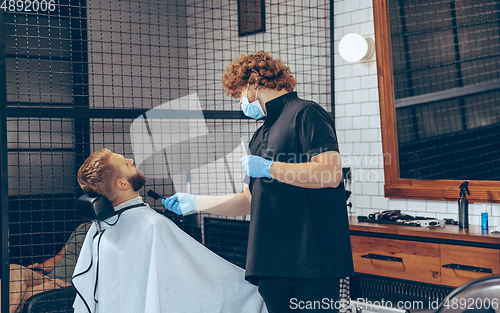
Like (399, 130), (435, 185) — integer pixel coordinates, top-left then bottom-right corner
(72, 148), (267, 313)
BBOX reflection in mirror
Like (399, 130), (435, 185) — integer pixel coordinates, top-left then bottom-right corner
(388, 0), (500, 181)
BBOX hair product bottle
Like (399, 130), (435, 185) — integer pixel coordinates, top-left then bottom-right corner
(481, 204), (489, 232)
(458, 180), (470, 229)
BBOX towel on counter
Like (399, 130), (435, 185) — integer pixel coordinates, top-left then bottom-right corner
(72, 197), (267, 313)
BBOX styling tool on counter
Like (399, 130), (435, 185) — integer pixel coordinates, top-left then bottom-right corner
(368, 210), (412, 221)
(417, 219), (445, 227)
(444, 218), (459, 225)
(458, 180), (470, 229)
(241, 137), (251, 184)
(360, 210), (445, 227)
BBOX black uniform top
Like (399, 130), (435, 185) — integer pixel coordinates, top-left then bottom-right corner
(245, 92), (354, 285)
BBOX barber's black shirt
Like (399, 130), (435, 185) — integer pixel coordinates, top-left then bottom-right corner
(246, 92), (354, 284)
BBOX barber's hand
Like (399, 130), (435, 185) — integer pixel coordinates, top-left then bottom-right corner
(240, 155), (273, 178)
(161, 193), (196, 215)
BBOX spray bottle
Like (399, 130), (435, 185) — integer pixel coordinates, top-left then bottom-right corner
(458, 180), (470, 229)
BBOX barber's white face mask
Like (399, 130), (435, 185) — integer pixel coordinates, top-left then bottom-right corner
(241, 83), (265, 120)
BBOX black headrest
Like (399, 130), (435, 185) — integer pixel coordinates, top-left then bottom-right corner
(76, 193), (115, 221)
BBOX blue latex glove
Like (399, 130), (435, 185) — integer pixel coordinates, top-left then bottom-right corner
(161, 193), (196, 215)
(240, 155), (273, 178)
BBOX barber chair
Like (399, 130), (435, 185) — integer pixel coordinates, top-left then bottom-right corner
(433, 275), (500, 313)
(21, 286), (76, 313)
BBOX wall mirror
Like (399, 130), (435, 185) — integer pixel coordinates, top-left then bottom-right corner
(374, 0), (500, 202)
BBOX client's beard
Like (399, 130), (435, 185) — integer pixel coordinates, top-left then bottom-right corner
(128, 171), (146, 191)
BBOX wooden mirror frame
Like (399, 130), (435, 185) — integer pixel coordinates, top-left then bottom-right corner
(373, 0), (500, 203)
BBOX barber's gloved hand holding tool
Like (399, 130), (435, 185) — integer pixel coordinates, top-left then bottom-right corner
(151, 136), (272, 215)
(148, 189), (196, 216)
(240, 155), (273, 178)
(240, 137), (273, 179)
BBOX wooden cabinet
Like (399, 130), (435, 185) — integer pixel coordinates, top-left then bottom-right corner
(349, 217), (500, 288)
(440, 244), (500, 287)
(351, 235), (441, 284)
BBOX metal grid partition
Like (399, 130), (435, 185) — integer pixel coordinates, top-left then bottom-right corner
(0, 0), (336, 312)
(350, 274), (454, 309)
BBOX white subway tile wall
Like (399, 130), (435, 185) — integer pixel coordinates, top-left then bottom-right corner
(334, 0), (498, 226)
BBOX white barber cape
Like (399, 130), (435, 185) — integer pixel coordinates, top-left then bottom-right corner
(72, 196), (267, 313)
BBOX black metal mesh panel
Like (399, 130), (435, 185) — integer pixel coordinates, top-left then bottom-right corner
(1, 0), (334, 312)
(351, 274), (454, 309)
(389, 0), (500, 181)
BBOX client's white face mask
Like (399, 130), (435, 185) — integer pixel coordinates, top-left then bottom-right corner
(241, 83), (265, 120)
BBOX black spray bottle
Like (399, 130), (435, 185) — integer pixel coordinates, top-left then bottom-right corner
(458, 180), (470, 229)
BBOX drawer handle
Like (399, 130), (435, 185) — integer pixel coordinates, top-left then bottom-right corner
(442, 263), (493, 274)
(361, 253), (403, 263)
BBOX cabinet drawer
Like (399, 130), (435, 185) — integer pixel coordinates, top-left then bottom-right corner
(351, 235), (441, 284)
(440, 244), (500, 287)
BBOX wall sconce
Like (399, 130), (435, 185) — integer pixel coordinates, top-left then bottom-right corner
(338, 33), (375, 62)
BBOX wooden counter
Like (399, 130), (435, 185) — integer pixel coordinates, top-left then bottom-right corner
(349, 216), (500, 248)
(348, 216), (500, 287)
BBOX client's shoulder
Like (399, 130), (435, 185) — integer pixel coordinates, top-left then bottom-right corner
(123, 205), (170, 225)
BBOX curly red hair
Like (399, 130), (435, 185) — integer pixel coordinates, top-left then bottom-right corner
(222, 51), (296, 98)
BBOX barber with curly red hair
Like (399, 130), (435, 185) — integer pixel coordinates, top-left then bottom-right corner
(163, 51), (354, 312)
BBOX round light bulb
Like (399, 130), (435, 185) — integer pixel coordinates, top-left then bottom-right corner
(339, 33), (374, 62)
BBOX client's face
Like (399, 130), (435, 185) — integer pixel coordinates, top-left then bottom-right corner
(110, 153), (146, 191)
